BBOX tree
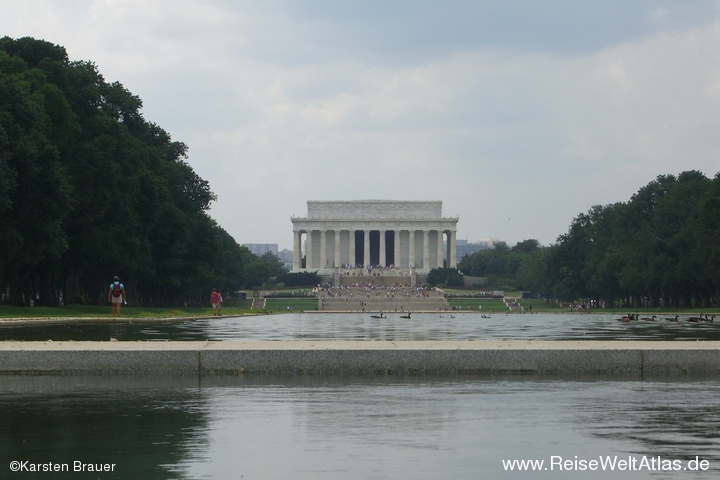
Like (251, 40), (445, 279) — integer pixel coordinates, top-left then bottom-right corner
(458, 239), (544, 291)
(427, 268), (464, 287)
(0, 51), (72, 305)
(0, 37), (249, 307)
(277, 271), (321, 287)
(512, 239), (540, 255)
(545, 171), (720, 308)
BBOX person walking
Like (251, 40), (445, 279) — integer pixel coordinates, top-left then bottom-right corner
(108, 276), (127, 317)
(211, 289), (220, 316)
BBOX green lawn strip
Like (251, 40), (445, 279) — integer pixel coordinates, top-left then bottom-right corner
(447, 298), (509, 312)
(0, 303), (255, 319)
(3, 298), (718, 318)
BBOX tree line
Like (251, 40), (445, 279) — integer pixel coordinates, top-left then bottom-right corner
(6, 38), (717, 309)
(0, 37), (280, 307)
(458, 170), (720, 309)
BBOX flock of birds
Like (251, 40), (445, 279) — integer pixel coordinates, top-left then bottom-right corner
(369, 311), (716, 324)
(370, 311), (411, 319)
(617, 313), (716, 323)
(370, 312), (472, 319)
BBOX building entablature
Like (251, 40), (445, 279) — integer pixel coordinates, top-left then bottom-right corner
(291, 218), (459, 232)
(306, 200), (444, 220)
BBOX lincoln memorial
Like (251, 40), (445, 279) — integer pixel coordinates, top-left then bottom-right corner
(291, 200), (459, 274)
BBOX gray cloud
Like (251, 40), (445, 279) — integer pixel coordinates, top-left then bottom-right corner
(2, 0), (719, 249)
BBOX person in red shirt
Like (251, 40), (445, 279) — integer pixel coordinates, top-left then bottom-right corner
(210, 289), (220, 316)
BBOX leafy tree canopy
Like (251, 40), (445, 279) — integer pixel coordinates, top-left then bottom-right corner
(427, 268), (464, 287)
(0, 37), (249, 307)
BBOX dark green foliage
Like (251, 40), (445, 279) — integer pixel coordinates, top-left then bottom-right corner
(460, 171), (720, 309)
(543, 171), (720, 307)
(240, 251), (288, 289)
(276, 271), (322, 287)
(427, 267), (464, 287)
(459, 240), (544, 291)
(0, 37), (248, 307)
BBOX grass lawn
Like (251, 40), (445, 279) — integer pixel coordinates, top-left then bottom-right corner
(3, 296), (717, 318)
(517, 299), (565, 313)
(0, 299), (256, 319)
(447, 297), (509, 312)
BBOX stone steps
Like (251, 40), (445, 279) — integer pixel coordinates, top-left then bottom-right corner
(504, 297), (523, 312)
(320, 295), (448, 312)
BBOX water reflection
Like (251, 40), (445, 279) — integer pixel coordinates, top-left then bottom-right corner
(1, 376), (718, 479)
(2, 313), (720, 342)
(0, 376), (207, 480)
(580, 382), (720, 460)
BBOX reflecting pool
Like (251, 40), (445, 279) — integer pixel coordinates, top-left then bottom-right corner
(1, 312), (719, 342)
(1, 375), (719, 479)
(3, 313), (719, 479)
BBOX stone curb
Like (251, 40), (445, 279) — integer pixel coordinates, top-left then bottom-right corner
(0, 341), (718, 376)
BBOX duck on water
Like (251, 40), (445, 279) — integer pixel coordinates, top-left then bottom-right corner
(619, 314), (715, 323)
(618, 314), (638, 323)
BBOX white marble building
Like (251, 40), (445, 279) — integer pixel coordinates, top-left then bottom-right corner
(291, 200), (459, 274)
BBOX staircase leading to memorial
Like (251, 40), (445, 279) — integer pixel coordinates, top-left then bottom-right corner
(251, 297), (266, 310)
(319, 293), (448, 312)
(318, 271), (448, 312)
(504, 297), (523, 312)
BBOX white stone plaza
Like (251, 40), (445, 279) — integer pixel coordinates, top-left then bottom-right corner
(291, 200), (459, 274)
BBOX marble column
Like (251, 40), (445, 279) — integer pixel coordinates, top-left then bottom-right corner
(436, 230), (444, 268)
(306, 230), (314, 269)
(364, 230), (370, 267)
(394, 230), (400, 268)
(320, 230), (327, 269)
(293, 231), (301, 271)
(348, 230), (355, 267)
(408, 230), (415, 268)
(334, 230), (341, 267)
(448, 230), (457, 268)
(379, 230), (386, 267)
(422, 230), (429, 269)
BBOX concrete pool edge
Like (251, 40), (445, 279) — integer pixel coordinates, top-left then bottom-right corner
(0, 340), (718, 376)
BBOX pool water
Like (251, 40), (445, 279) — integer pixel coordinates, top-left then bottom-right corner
(3, 313), (718, 479)
(1, 375), (718, 479)
(1, 312), (719, 342)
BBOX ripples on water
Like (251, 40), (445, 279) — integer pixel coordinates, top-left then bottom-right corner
(1, 376), (719, 479)
(2, 314), (719, 478)
(2, 313), (720, 341)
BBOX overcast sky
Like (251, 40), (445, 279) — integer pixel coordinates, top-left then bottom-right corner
(3, 1), (719, 250)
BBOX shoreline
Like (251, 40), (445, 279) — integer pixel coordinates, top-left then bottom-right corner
(0, 313), (263, 326)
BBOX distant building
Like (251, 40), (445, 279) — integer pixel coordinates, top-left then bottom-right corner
(277, 249), (294, 270)
(277, 249), (293, 263)
(242, 244), (293, 270)
(242, 243), (278, 256)
(447, 239), (498, 261)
